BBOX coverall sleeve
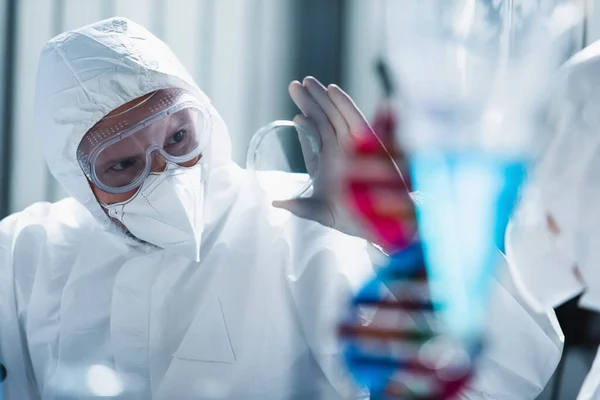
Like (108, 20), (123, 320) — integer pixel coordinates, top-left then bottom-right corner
(458, 255), (564, 399)
(0, 215), (41, 400)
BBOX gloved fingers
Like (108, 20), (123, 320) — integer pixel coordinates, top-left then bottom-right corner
(289, 80), (337, 150)
(303, 77), (350, 143)
(272, 197), (335, 228)
(327, 84), (371, 137)
(293, 114), (319, 177)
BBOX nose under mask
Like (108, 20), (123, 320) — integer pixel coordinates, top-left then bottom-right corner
(102, 163), (206, 262)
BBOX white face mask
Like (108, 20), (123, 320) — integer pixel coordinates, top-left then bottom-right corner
(102, 163), (206, 261)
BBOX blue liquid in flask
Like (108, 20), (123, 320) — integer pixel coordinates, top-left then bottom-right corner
(410, 151), (527, 342)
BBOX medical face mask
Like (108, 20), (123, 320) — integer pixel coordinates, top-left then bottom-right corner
(102, 162), (207, 261)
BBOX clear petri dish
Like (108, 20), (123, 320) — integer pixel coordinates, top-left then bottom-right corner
(246, 120), (321, 201)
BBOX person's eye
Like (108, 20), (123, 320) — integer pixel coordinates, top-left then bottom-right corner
(166, 129), (186, 146)
(108, 158), (138, 172)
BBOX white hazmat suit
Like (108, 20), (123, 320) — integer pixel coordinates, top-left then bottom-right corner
(0, 17), (561, 399)
(507, 39), (600, 400)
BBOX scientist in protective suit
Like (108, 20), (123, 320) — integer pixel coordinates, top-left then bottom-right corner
(507, 39), (600, 400)
(0, 17), (561, 399)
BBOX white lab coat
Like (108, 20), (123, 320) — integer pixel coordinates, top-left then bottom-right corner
(0, 17), (562, 400)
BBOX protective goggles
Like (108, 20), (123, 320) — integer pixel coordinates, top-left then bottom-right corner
(77, 88), (211, 194)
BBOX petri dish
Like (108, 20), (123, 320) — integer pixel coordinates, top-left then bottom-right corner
(246, 120), (321, 201)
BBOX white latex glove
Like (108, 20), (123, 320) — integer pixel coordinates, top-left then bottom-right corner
(272, 76), (373, 239)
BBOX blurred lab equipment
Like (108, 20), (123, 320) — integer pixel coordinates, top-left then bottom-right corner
(337, 0), (584, 398)
(386, 0), (584, 343)
(337, 62), (562, 399)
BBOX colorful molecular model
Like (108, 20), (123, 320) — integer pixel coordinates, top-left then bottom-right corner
(339, 102), (481, 399)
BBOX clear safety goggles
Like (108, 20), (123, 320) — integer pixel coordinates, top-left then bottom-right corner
(77, 88), (211, 194)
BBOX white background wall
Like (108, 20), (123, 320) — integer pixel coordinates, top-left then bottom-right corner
(7, 0), (297, 213)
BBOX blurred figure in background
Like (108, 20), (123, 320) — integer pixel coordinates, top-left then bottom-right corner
(507, 39), (600, 400)
(0, 16), (561, 400)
